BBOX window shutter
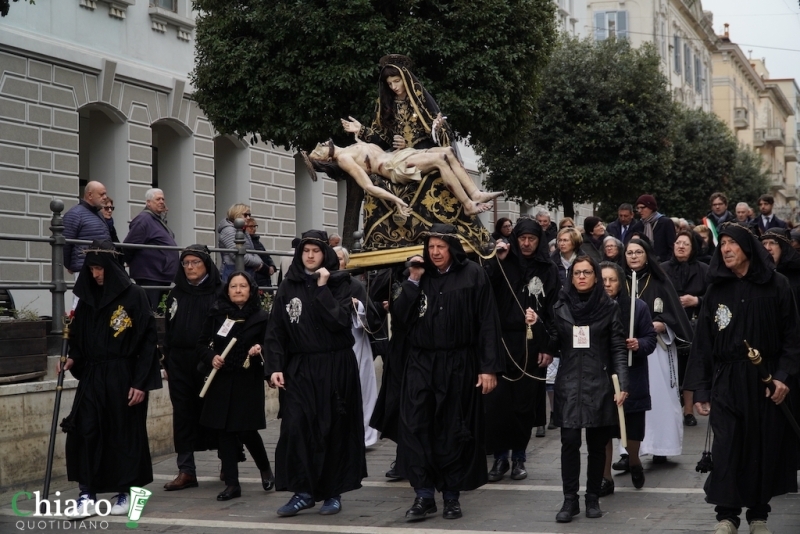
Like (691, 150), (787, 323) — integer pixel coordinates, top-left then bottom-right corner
(595, 11), (606, 40)
(617, 11), (628, 39)
(674, 35), (681, 74)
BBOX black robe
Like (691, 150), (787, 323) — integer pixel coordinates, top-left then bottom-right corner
(66, 248), (162, 493)
(685, 226), (800, 508)
(164, 253), (222, 453)
(660, 232), (710, 323)
(264, 233), (366, 501)
(484, 218), (559, 453)
(393, 231), (504, 491)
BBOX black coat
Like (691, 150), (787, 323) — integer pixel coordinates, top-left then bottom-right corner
(643, 215), (676, 262)
(615, 298), (657, 413)
(197, 304), (269, 432)
(661, 258), (709, 323)
(607, 218), (644, 245)
(552, 293), (628, 428)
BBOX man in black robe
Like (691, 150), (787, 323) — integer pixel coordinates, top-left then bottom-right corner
(393, 224), (504, 521)
(162, 244), (223, 490)
(60, 240), (162, 518)
(484, 218), (558, 481)
(685, 223), (800, 534)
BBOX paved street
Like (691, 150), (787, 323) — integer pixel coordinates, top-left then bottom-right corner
(2, 414), (799, 533)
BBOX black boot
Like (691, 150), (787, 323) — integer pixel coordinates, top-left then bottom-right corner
(487, 457), (509, 482)
(555, 494), (580, 523)
(547, 411), (557, 430)
(585, 493), (603, 519)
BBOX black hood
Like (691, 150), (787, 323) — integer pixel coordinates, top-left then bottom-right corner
(759, 228), (800, 274)
(74, 240), (132, 309)
(174, 244), (222, 295)
(626, 238), (669, 283)
(709, 222), (775, 285)
(210, 271), (261, 319)
(511, 218), (551, 263)
(422, 223), (468, 273)
(286, 229), (342, 282)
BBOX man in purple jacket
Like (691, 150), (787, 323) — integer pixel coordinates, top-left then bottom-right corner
(123, 188), (179, 309)
(63, 181), (111, 308)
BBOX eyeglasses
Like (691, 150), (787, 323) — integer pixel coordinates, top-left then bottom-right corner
(625, 250), (645, 257)
(181, 260), (203, 267)
(243, 212), (251, 217)
(573, 270), (594, 278)
(246, 225), (258, 229)
(103, 206), (115, 211)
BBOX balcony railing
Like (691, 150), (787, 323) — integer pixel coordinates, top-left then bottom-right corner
(733, 107), (749, 130)
(767, 172), (785, 190)
(785, 138), (797, 162)
(755, 128), (786, 147)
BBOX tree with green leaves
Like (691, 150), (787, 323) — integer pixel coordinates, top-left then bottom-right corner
(482, 36), (674, 218)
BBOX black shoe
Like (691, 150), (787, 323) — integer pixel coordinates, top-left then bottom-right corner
(535, 426), (546, 437)
(216, 485), (241, 501)
(442, 499), (462, 519)
(487, 458), (510, 482)
(385, 461), (404, 480)
(405, 497), (437, 521)
(261, 467), (275, 491)
(630, 464), (645, 489)
(547, 411), (557, 430)
(585, 493), (603, 519)
(555, 494), (580, 523)
(612, 454), (630, 472)
(684, 413), (698, 426)
(598, 477), (614, 497)
(652, 455), (668, 464)
(510, 460), (527, 480)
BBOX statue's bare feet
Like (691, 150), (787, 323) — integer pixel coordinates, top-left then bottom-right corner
(471, 190), (505, 203)
(464, 201), (492, 216)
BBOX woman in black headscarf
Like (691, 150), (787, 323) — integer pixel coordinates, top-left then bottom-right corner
(197, 271), (272, 502)
(552, 255), (628, 523)
(265, 230), (366, 517)
(661, 230), (709, 427)
(492, 217), (514, 242)
(342, 56), (453, 151)
(760, 228), (800, 305)
(618, 238), (692, 467)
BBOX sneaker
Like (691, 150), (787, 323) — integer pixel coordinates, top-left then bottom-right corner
(110, 493), (129, 516)
(714, 519), (738, 534)
(65, 493), (96, 520)
(319, 496), (341, 515)
(585, 493), (603, 519)
(555, 494), (579, 523)
(749, 520), (771, 534)
(277, 493), (315, 517)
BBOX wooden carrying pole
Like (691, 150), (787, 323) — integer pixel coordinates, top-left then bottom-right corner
(199, 337), (237, 398)
(612, 374), (628, 448)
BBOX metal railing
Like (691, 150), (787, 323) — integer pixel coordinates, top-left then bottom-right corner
(0, 200), (292, 335)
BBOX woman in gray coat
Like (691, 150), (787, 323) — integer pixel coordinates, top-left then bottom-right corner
(552, 255), (628, 523)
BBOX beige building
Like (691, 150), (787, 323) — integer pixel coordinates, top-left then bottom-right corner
(711, 27), (796, 216)
(587, 0), (718, 111)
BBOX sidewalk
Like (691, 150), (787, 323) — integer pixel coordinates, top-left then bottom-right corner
(2, 414), (799, 533)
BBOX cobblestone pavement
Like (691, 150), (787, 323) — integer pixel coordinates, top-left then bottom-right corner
(3, 414), (799, 533)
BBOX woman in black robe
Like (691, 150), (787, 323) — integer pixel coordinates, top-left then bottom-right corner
(684, 223), (800, 532)
(265, 230), (366, 516)
(197, 272), (273, 501)
(484, 218), (559, 480)
(661, 230), (709, 426)
(552, 256), (628, 523)
(492, 217), (513, 241)
(760, 228), (800, 305)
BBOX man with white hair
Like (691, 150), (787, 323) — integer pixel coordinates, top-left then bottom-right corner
(535, 209), (557, 245)
(735, 202), (752, 224)
(124, 188), (179, 309)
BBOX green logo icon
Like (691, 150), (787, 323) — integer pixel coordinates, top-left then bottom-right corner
(126, 487), (152, 529)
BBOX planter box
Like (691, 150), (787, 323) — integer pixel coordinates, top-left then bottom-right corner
(0, 320), (47, 379)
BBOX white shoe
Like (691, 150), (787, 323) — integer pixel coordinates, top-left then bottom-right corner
(749, 520), (771, 534)
(110, 493), (130, 516)
(714, 519), (738, 534)
(65, 493), (96, 520)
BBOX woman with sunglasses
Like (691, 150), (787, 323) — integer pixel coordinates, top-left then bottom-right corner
(552, 255), (628, 523)
(217, 203), (267, 283)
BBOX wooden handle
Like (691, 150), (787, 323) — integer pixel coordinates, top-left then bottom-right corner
(612, 374), (628, 448)
(199, 337), (237, 398)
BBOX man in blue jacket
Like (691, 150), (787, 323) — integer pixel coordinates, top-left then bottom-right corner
(63, 181), (111, 308)
(124, 188), (179, 309)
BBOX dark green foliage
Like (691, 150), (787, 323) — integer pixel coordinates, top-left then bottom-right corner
(481, 36), (674, 218)
(191, 0), (557, 151)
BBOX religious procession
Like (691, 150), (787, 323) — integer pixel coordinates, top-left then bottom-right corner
(26, 52), (797, 534)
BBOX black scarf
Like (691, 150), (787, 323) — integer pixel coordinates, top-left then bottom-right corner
(561, 256), (613, 324)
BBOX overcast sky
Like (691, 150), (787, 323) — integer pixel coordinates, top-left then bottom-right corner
(702, 0), (800, 83)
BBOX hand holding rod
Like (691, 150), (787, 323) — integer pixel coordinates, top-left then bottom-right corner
(199, 337), (237, 398)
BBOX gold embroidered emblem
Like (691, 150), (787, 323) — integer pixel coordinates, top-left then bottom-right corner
(109, 305), (132, 338)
